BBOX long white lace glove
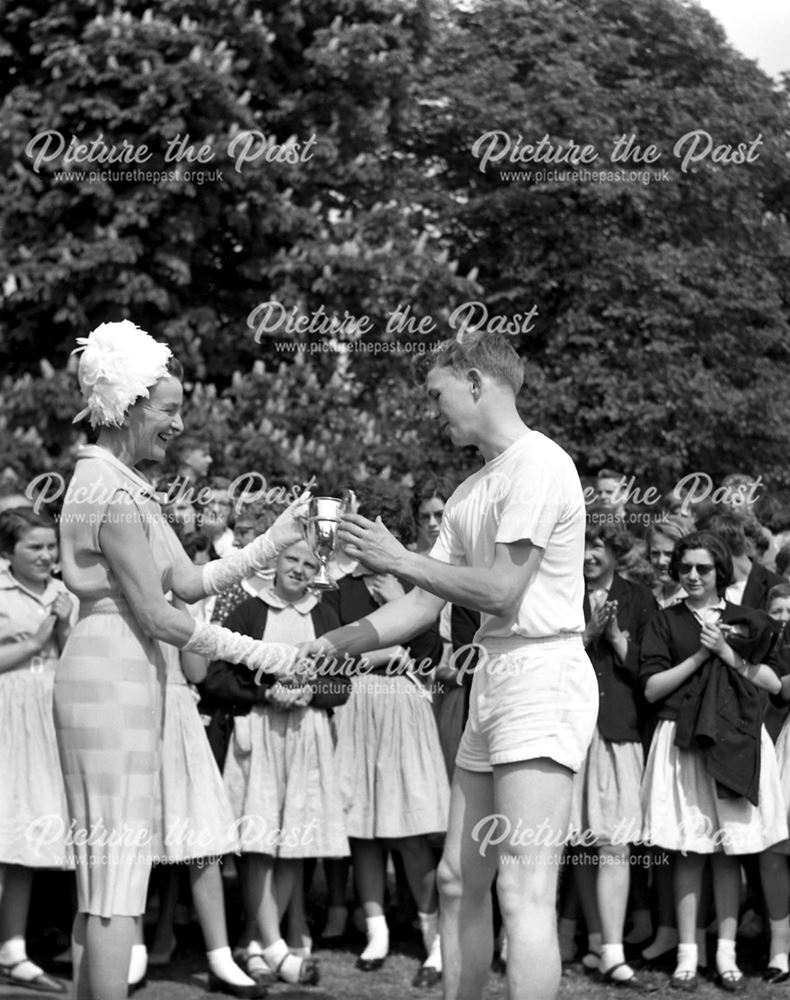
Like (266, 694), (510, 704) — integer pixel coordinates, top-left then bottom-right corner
(201, 490), (312, 595)
(182, 620), (298, 682)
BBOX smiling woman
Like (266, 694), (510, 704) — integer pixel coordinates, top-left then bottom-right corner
(53, 321), (309, 1000)
(116, 379), (185, 467)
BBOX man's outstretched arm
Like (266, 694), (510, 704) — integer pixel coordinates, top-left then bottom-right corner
(340, 513), (544, 617)
(305, 586), (446, 659)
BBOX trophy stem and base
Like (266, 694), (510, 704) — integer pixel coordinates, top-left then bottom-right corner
(310, 567), (338, 591)
(302, 494), (354, 592)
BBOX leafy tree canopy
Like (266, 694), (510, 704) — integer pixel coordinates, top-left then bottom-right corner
(2, 0), (789, 494)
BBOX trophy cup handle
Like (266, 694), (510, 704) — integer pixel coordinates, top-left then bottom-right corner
(340, 488), (358, 514)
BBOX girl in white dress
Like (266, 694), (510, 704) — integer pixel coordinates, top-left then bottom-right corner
(0, 508), (75, 995)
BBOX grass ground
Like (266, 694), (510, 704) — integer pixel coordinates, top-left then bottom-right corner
(1, 934), (785, 1000)
(1, 866), (782, 999)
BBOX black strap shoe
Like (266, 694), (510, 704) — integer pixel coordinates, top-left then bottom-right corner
(413, 966), (442, 988)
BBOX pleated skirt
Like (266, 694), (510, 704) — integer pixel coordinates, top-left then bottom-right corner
(52, 598), (165, 917)
(640, 719), (788, 855)
(335, 673), (450, 839)
(567, 727), (644, 847)
(224, 704), (349, 859)
(154, 681), (239, 863)
(0, 666), (74, 868)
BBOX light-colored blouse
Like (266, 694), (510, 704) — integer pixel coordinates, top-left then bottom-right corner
(0, 564), (75, 669)
(58, 445), (182, 603)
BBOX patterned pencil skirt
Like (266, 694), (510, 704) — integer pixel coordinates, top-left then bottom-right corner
(53, 597), (165, 917)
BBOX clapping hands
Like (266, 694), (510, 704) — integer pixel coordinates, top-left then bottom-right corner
(603, 601), (625, 641)
(51, 593), (74, 622)
(585, 600), (618, 645)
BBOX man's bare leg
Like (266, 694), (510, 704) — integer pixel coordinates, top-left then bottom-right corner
(493, 758), (574, 1000)
(437, 766), (497, 1000)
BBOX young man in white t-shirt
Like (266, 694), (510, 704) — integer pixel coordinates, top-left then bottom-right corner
(299, 332), (598, 1000)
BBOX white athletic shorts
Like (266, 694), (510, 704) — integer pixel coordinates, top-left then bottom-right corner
(455, 634), (598, 774)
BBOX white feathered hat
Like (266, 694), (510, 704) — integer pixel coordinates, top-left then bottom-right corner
(72, 320), (174, 428)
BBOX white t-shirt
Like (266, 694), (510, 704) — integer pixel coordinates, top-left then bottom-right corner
(430, 430), (586, 644)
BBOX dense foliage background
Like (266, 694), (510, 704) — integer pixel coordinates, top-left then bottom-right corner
(2, 0), (789, 495)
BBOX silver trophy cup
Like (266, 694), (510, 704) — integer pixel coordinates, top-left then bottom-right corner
(302, 495), (349, 590)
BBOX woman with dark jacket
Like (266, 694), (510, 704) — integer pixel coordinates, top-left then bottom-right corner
(567, 520), (657, 987)
(639, 531), (786, 991)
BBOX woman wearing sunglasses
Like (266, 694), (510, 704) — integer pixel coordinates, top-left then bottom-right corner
(639, 531), (787, 992)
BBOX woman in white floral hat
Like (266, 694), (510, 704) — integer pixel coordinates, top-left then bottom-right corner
(53, 320), (311, 1000)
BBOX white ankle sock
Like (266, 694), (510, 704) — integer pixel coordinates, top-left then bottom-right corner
(261, 938), (289, 974)
(207, 946), (255, 987)
(768, 917), (790, 972)
(417, 911), (439, 954)
(127, 944), (147, 985)
(0, 940), (41, 983)
(716, 938), (739, 977)
(600, 944), (624, 969)
(0, 938), (27, 966)
(600, 944), (633, 981)
(675, 943), (697, 976)
(360, 915), (389, 961)
(422, 931), (442, 972)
